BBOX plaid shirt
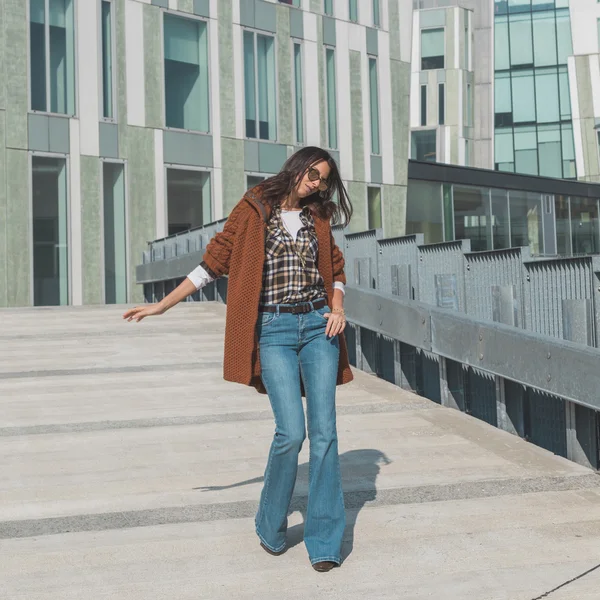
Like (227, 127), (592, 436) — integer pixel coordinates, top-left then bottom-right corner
(259, 205), (327, 305)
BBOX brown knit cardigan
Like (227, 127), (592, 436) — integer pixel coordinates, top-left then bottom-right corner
(201, 189), (354, 394)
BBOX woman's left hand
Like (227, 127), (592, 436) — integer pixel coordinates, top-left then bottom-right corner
(324, 311), (346, 338)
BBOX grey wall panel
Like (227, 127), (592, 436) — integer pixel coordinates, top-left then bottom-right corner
(116, 0), (129, 158)
(28, 114), (50, 152)
(258, 142), (287, 173)
(99, 122), (119, 158)
(350, 51), (364, 182)
(48, 117), (70, 154)
(244, 140), (260, 172)
(193, 0), (210, 16)
(323, 16), (336, 46)
(6, 149), (30, 306)
(164, 131), (213, 166)
(144, 5), (164, 129)
(0, 112), (6, 306)
(219, 1), (236, 139)
(366, 27), (378, 56)
(255, 0), (277, 33)
(80, 156), (103, 304)
(420, 8), (446, 28)
(240, 0), (255, 27)
(371, 155), (382, 183)
(5, 0), (28, 149)
(290, 8), (303, 39)
(276, 5), (294, 145)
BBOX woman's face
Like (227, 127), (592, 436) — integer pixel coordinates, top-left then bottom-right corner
(295, 160), (331, 199)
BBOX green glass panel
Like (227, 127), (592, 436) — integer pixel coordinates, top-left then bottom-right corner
(369, 58), (380, 154)
(326, 48), (338, 149)
(294, 43), (304, 144)
(101, 1), (113, 119)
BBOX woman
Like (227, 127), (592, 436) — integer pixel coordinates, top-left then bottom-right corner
(123, 147), (354, 572)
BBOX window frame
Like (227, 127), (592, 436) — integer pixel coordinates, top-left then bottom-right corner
(99, 158), (129, 303)
(29, 150), (72, 307)
(28, 0), (78, 117)
(324, 45), (338, 150)
(368, 55), (381, 155)
(163, 164), (214, 236)
(292, 39), (305, 146)
(242, 27), (279, 142)
(367, 184), (383, 230)
(99, 0), (118, 122)
(161, 9), (212, 134)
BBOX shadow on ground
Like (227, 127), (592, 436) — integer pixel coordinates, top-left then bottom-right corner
(195, 448), (391, 561)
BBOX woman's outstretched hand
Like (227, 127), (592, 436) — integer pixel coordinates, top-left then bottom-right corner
(323, 311), (346, 338)
(122, 303), (166, 323)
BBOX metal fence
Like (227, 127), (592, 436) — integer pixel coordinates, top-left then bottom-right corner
(137, 224), (600, 471)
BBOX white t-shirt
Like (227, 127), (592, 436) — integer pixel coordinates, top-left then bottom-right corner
(186, 210), (345, 294)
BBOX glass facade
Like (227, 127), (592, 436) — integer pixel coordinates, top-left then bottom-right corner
(349, 0), (358, 22)
(408, 177), (600, 257)
(103, 163), (127, 304)
(166, 169), (211, 235)
(324, 0), (333, 16)
(244, 31), (277, 140)
(29, 0), (76, 115)
(32, 156), (69, 306)
(494, 1), (575, 178)
(164, 14), (209, 132)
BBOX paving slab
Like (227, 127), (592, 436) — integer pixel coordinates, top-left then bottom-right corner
(1, 304), (600, 600)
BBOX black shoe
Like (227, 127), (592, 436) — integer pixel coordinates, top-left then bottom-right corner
(312, 561), (337, 572)
(260, 542), (286, 556)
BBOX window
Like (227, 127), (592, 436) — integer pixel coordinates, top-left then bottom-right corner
(509, 190), (543, 254)
(406, 180), (443, 243)
(29, 0), (76, 114)
(368, 187), (382, 230)
(466, 82), (472, 126)
(570, 197), (600, 255)
(103, 162), (127, 304)
(164, 14), (209, 132)
(349, 0), (358, 22)
(247, 174), (266, 189)
(438, 83), (445, 125)
(453, 186), (492, 252)
(373, 0), (381, 27)
(293, 43), (304, 144)
(324, 0), (333, 16)
(464, 21), (469, 69)
(325, 47), (338, 149)
(278, 0), (300, 5)
(421, 28), (444, 70)
(167, 169), (211, 235)
(411, 130), (436, 162)
(32, 156), (69, 306)
(368, 58), (380, 154)
(244, 30), (277, 140)
(101, 1), (115, 119)
(420, 85), (427, 127)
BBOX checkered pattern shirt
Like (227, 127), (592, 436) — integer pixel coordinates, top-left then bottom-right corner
(259, 205), (327, 305)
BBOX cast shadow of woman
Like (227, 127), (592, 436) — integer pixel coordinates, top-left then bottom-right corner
(195, 448), (391, 562)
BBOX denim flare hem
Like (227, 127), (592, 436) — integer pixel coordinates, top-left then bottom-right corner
(310, 555), (342, 566)
(255, 527), (286, 554)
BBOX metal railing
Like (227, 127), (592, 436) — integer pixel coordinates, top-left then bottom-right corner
(137, 224), (600, 470)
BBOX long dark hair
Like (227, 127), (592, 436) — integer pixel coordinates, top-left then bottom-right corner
(253, 147), (353, 227)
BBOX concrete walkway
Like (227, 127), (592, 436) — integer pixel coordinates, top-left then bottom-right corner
(2, 303), (600, 600)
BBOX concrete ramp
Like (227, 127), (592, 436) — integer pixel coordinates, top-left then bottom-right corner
(1, 304), (600, 599)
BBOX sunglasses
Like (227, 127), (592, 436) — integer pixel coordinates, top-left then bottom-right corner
(307, 167), (329, 192)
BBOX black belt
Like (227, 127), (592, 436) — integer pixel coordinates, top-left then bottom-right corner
(259, 298), (328, 314)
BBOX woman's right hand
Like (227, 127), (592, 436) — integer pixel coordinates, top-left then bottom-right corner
(122, 303), (166, 323)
